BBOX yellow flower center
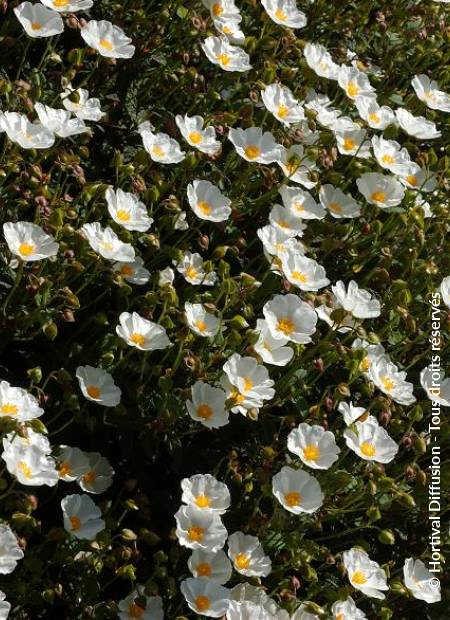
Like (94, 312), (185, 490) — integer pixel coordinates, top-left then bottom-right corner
(244, 145), (261, 160)
(58, 461), (72, 477)
(277, 105), (289, 118)
(293, 201), (304, 213)
(381, 375), (395, 391)
(303, 444), (320, 461)
(424, 90), (436, 101)
(222, 25), (232, 35)
(116, 209), (130, 222)
(197, 404), (213, 420)
(188, 131), (203, 144)
(406, 175), (418, 186)
(128, 603), (145, 619)
(99, 39), (114, 52)
(291, 270), (308, 283)
(197, 562), (212, 577)
(120, 265), (134, 276)
(286, 161), (299, 175)
(185, 266), (198, 280)
(336, 614), (344, 620)
(53, 0), (68, 6)
(195, 494), (211, 508)
(369, 112), (380, 124)
(18, 243), (35, 257)
(284, 491), (302, 507)
(130, 332), (146, 346)
(82, 470), (97, 485)
(31, 22), (42, 30)
(212, 2), (223, 16)
(198, 201), (212, 215)
(243, 377), (253, 392)
(277, 317), (295, 336)
(152, 145), (166, 157)
(343, 138), (356, 151)
(360, 442), (376, 457)
(360, 357), (370, 371)
(381, 154), (395, 165)
(216, 53), (230, 66)
(230, 389), (245, 404)
(352, 570), (368, 585)
(100, 241), (114, 252)
(275, 8), (287, 20)
(235, 552), (251, 570)
(1, 403), (18, 415)
(194, 319), (208, 333)
(371, 191), (386, 203)
(69, 515), (82, 531)
(86, 385), (101, 399)
(347, 82), (359, 97)
(19, 462), (32, 479)
(328, 201), (342, 214)
(188, 526), (204, 542)
(274, 242), (285, 253)
(195, 595), (210, 612)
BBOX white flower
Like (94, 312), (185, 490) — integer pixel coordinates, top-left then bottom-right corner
(277, 145), (317, 188)
(287, 423), (340, 469)
(412, 74), (450, 113)
(332, 280), (380, 319)
(181, 474), (230, 514)
(118, 587), (164, 620)
(303, 43), (339, 80)
(3, 221), (58, 262)
(420, 366), (450, 407)
(370, 356), (416, 405)
(272, 465), (323, 514)
(176, 252), (217, 286)
(2, 442), (58, 487)
(261, 0), (307, 28)
(174, 211), (189, 230)
(202, 0), (241, 20)
(269, 205), (306, 237)
(331, 596), (367, 619)
(338, 401), (367, 425)
(56, 446), (90, 482)
(403, 558), (441, 603)
(342, 548), (388, 599)
(81, 20), (135, 58)
(304, 89), (332, 113)
(34, 103), (88, 138)
(113, 257), (151, 285)
(185, 303), (221, 337)
(201, 36), (251, 72)
(187, 381), (229, 428)
(335, 128), (371, 159)
(263, 293), (317, 344)
(0, 591), (11, 620)
(138, 122), (185, 164)
(188, 549), (232, 584)
(75, 366), (121, 407)
(261, 83), (305, 126)
(257, 225), (305, 266)
(355, 96), (396, 129)
(60, 85), (104, 121)
(175, 505), (228, 551)
(0, 524), (24, 574)
(398, 164), (437, 192)
(356, 172), (405, 208)
(3, 428), (51, 455)
(0, 380), (43, 421)
(254, 319), (294, 367)
(180, 577), (230, 617)
(214, 17), (245, 44)
(158, 266), (175, 286)
(344, 416), (398, 463)
(78, 452), (114, 494)
(81, 222), (135, 262)
(282, 251), (330, 292)
(292, 119), (320, 146)
(371, 135), (413, 176)
(338, 66), (375, 100)
(14, 2), (63, 37)
(41, 0), (93, 11)
(175, 114), (221, 155)
(0, 112), (54, 149)
(279, 186), (326, 220)
(226, 601), (274, 620)
(105, 188), (153, 232)
(439, 276), (450, 308)
(291, 605), (320, 620)
(227, 532), (272, 577)
(228, 127), (281, 163)
(319, 185), (361, 218)
(229, 584), (289, 619)
(116, 311), (171, 351)
(61, 494), (105, 540)
(222, 353), (275, 414)
(187, 180), (231, 222)
(316, 296), (356, 333)
(395, 108), (441, 139)
(352, 338), (386, 376)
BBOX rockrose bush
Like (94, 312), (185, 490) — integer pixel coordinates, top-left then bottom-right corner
(0, 0), (449, 618)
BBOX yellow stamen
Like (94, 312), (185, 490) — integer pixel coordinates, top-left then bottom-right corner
(82, 470), (97, 485)
(360, 442), (376, 457)
(369, 112), (380, 124)
(194, 319), (208, 333)
(128, 602), (145, 619)
(86, 385), (100, 399)
(19, 462), (32, 479)
(188, 526), (204, 542)
(303, 444), (320, 461)
(18, 243), (34, 257)
(195, 596), (210, 612)
(277, 317), (295, 336)
(188, 131), (203, 144)
(99, 39), (114, 52)
(371, 191), (386, 203)
(116, 209), (130, 222)
(54, 0), (68, 6)
(197, 201), (212, 215)
(242, 377), (253, 392)
(277, 105), (289, 118)
(130, 332), (146, 346)
(212, 2), (223, 16)
(120, 265), (134, 276)
(31, 22), (42, 30)
(381, 376), (395, 391)
(275, 8), (287, 20)
(216, 53), (230, 66)
(197, 562), (211, 577)
(1, 403), (18, 415)
(284, 491), (301, 507)
(197, 404), (213, 419)
(291, 271), (308, 283)
(352, 570), (368, 585)
(347, 82), (359, 97)
(381, 154), (395, 165)
(244, 145), (261, 160)
(152, 145), (166, 157)
(405, 175), (418, 187)
(58, 462), (72, 477)
(195, 494), (210, 508)
(343, 138), (356, 151)
(235, 552), (250, 570)
(185, 266), (198, 280)
(328, 202), (342, 214)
